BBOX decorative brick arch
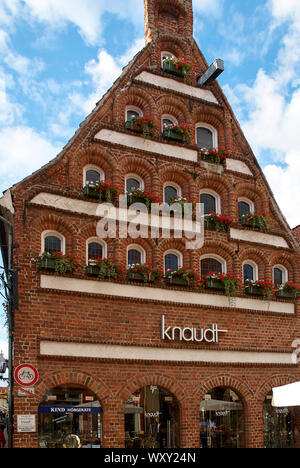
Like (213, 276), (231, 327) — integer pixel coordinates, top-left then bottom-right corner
(156, 94), (192, 124)
(118, 155), (157, 194)
(197, 173), (232, 213)
(157, 237), (191, 270)
(33, 213), (79, 254)
(238, 247), (270, 280)
(235, 182), (268, 216)
(269, 253), (296, 283)
(113, 86), (156, 126)
(198, 240), (236, 274)
(158, 163), (194, 199)
(255, 374), (298, 403)
(117, 237), (157, 267)
(34, 370), (112, 407)
(118, 373), (187, 404)
(193, 108), (226, 147)
(192, 374), (253, 407)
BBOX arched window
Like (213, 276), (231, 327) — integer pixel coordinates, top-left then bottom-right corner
(196, 124), (217, 149)
(125, 174), (144, 193)
(273, 265), (288, 288)
(83, 165), (105, 187)
(200, 190), (221, 215)
(127, 245), (146, 266)
(86, 238), (107, 264)
(200, 255), (226, 276)
(164, 183), (181, 204)
(238, 198), (254, 219)
(162, 115), (177, 130)
(164, 250), (182, 272)
(242, 261), (258, 284)
(161, 51), (176, 66)
(126, 106), (143, 122)
(42, 231), (65, 254)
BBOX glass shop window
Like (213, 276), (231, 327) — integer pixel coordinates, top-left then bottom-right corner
(38, 385), (103, 449)
(200, 387), (245, 449)
(125, 385), (180, 448)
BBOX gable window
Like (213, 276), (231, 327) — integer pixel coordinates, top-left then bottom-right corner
(125, 174), (144, 193)
(164, 183), (181, 204)
(238, 198), (254, 219)
(196, 124), (217, 149)
(86, 238), (107, 265)
(126, 106), (142, 122)
(200, 255), (226, 276)
(127, 245), (146, 266)
(161, 51), (176, 66)
(83, 165), (105, 187)
(164, 250), (182, 272)
(200, 190), (220, 215)
(273, 265), (288, 288)
(42, 231), (65, 255)
(162, 115), (177, 130)
(243, 261), (258, 284)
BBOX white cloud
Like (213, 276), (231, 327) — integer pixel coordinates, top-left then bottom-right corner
(0, 68), (24, 125)
(0, 126), (61, 188)
(193, 0), (224, 17)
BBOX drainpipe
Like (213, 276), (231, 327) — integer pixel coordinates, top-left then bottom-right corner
(0, 214), (14, 449)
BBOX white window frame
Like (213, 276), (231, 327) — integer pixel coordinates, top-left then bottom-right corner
(273, 264), (288, 286)
(161, 51), (177, 67)
(200, 254), (227, 275)
(86, 237), (107, 265)
(242, 260), (258, 282)
(162, 114), (178, 131)
(127, 244), (146, 266)
(41, 230), (66, 255)
(238, 197), (254, 214)
(164, 249), (183, 273)
(196, 123), (218, 149)
(125, 174), (145, 193)
(83, 164), (105, 187)
(125, 105), (143, 122)
(163, 182), (182, 203)
(199, 189), (221, 215)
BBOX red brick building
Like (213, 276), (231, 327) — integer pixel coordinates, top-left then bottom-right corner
(1, 0), (300, 449)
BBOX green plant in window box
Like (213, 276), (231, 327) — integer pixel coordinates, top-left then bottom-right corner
(127, 189), (161, 210)
(125, 115), (158, 138)
(240, 212), (268, 231)
(162, 123), (193, 144)
(275, 282), (300, 299)
(87, 258), (125, 280)
(200, 147), (229, 164)
(201, 272), (242, 299)
(83, 180), (119, 204)
(165, 267), (200, 287)
(39, 251), (79, 275)
(167, 195), (196, 215)
(204, 211), (233, 232)
(127, 263), (164, 283)
(245, 279), (274, 299)
(162, 58), (195, 78)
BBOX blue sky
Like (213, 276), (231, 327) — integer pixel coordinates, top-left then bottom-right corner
(0, 0), (300, 358)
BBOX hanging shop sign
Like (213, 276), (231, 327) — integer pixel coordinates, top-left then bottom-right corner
(14, 364), (39, 387)
(161, 315), (228, 343)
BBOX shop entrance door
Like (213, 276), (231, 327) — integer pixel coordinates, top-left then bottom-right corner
(125, 386), (180, 448)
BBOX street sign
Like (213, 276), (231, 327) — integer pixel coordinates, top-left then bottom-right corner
(14, 364), (39, 387)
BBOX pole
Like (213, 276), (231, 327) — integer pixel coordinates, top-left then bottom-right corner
(0, 214), (14, 449)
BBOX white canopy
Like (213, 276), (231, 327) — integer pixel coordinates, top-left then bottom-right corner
(200, 399), (242, 411)
(272, 382), (300, 407)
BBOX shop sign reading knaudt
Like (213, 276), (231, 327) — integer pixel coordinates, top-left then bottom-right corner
(161, 315), (228, 343)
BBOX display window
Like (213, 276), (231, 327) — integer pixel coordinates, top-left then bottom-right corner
(263, 392), (300, 448)
(125, 385), (180, 448)
(200, 387), (245, 448)
(38, 385), (103, 448)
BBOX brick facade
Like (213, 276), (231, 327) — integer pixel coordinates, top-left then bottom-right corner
(2, 0), (300, 449)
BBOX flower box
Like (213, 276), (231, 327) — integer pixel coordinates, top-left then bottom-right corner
(203, 278), (226, 291)
(86, 265), (100, 276)
(127, 264), (163, 284)
(83, 184), (100, 199)
(275, 290), (298, 299)
(165, 276), (191, 287)
(40, 258), (57, 270)
(204, 213), (231, 232)
(126, 270), (155, 283)
(245, 285), (266, 296)
(162, 127), (189, 144)
(162, 60), (185, 78)
(240, 213), (268, 231)
(200, 149), (228, 165)
(125, 116), (158, 138)
(127, 189), (161, 209)
(165, 267), (200, 287)
(39, 252), (78, 274)
(83, 181), (119, 204)
(201, 273), (242, 299)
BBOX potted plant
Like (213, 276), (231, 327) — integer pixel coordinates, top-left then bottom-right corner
(165, 267), (200, 287)
(275, 282), (300, 299)
(125, 115), (158, 138)
(240, 212), (268, 231)
(201, 272), (242, 298)
(200, 147), (228, 164)
(204, 211), (232, 232)
(162, 57), (195, 78)
(127, 188), (161, 210)
(162, 123), (193, 144)
(39, 251), (78, 275)
(127, 263), (164, 283)
(86, 258), (125, 280)
(83, 180), (119, 204)
(245, 279), (274, 299)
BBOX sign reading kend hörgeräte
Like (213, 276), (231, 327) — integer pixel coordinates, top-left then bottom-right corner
(161, 315), (228, 343)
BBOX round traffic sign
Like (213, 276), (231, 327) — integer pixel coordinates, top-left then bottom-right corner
(14, 364), (39, 387)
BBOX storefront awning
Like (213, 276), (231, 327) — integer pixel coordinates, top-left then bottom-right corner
(272, 382), (300, 407)
(200, 399), (243, 411)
